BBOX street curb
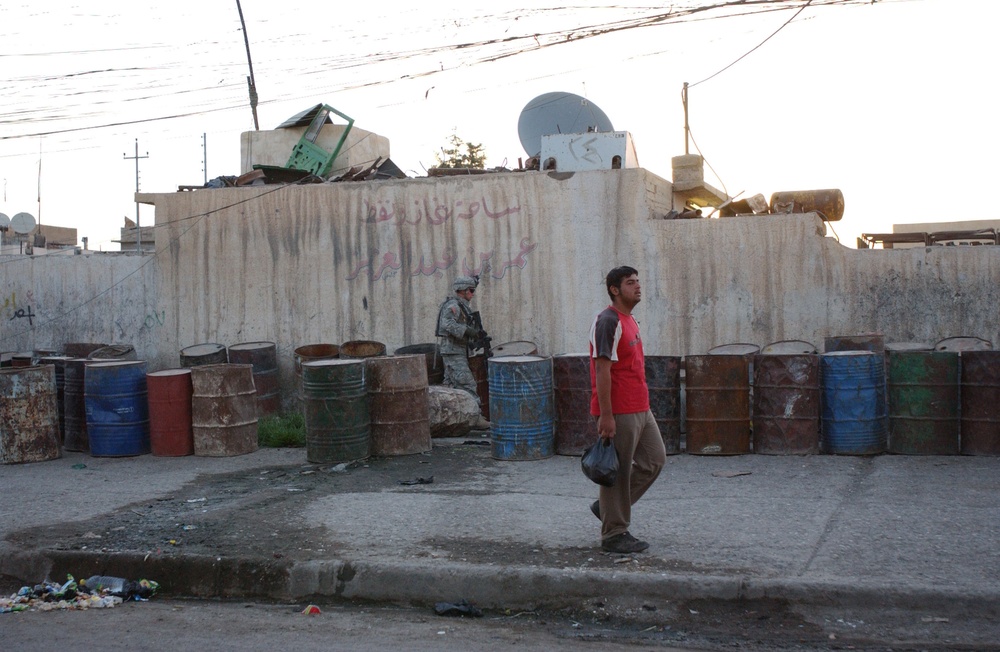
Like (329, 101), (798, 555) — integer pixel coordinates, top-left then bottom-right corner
(5, 546), (1000, 617)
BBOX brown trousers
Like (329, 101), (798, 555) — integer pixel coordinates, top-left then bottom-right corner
(598, 410), (666, 540)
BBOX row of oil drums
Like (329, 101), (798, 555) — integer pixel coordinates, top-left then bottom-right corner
(673, 335), (997, 457)
(447, 334), (999, 461)
(0, 359), (264, 464)
(291, 340), (544, 464)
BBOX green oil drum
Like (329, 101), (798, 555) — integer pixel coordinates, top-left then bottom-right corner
(302, 359), (370, 463)
(887, 350), (959, 455)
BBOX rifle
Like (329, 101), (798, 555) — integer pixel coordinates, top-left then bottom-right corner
(467, 310), (493, 359)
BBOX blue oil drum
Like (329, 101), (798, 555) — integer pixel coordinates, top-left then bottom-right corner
(488, 355), (554, 460)
(820, 351), (887, 454)
(301, 359), (370, 463)
(84, 360), (150, 457)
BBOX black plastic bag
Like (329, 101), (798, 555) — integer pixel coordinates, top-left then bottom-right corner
(581, 438), (618, 487)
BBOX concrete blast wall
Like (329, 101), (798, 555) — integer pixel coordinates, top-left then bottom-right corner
(2, 168), (998, 411)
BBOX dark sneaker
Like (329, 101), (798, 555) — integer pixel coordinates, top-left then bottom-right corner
(590, 500), (601, 520)
(601, 531), (649, 554)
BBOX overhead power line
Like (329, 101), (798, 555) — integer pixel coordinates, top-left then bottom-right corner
(0, 0), (874, 142)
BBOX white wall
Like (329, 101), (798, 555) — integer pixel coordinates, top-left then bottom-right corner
(3, 168), (998, 411)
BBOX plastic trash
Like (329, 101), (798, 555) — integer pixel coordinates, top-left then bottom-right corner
(434, 599), (483, 617)
(82, 575), (160, 600)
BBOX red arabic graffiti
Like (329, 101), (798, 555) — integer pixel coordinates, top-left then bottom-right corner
(362, 197), (521, 225)
(347, 238), (537, 282)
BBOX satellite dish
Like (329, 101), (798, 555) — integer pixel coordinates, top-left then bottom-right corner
(517, 92), (614, 158)
(11, 212), (36, 234)
(0, 213), (10, 228)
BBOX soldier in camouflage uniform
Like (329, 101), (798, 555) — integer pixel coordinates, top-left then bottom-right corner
(437, 275), (491, 429)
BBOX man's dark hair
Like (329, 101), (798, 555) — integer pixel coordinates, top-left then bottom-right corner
(606, 265), (638, 300)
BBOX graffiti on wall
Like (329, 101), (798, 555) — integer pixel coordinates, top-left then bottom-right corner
(350, 194), (536, 281)
(361, 196), (521, 225)
(347, 238), (538, 282)
(3, 291), (35, 327)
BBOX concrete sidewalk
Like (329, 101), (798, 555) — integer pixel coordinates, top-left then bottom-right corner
(1, 441), (999, 617)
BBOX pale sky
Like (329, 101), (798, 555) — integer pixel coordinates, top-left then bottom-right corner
(2, 0), (997, 251)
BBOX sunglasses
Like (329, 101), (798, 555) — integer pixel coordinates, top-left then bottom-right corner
(466, 288), (476, 294)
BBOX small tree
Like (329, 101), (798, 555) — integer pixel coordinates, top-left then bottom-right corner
(435, 132), (487, 169)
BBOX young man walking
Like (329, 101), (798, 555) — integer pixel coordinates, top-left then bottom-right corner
(589, 266), (666, 553)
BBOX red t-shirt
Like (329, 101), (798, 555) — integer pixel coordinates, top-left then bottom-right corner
(589, 306), (649, 415)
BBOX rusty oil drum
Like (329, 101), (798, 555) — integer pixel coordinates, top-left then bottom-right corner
(934, 336), (993, 353)
(293, 343), (340, 408)
(147, 368), (194, 457)
(227, 341), (280, 417)
(769, 189), (844, 221)
(824, 333), (885, 355)
(339, 340), (387, 360)
(367, 355), (431, 456)
(394, 343), (444, 385)
(489, 355), (554, 460)
(63, 358), (95, 452)
(645, 355), (682, 454)
(180, 343), (228, 368)
(683, 354), (751, 455)
(468, 354), (490, 420)
(64, 343), (108, 359)
(552, 354), (597, 456)
(301, 359), (370, 463)
(761, 340), (818, 355)
(190, 364), (259, 457)
(960, 350), (1000, 456)
(752, 353), (820, 454)
(38, 355), (71, 443)
(0, 365), (61, 464)
(886, 350), (959, 455)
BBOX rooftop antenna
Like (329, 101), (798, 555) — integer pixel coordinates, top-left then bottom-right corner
(123, 138), (149, 231)
(682, 82), (690, 155)
(37, 138), (42, 227)
(236, 0), (260, 130)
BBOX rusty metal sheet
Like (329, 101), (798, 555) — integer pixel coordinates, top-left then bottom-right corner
(752, 354), (820, 455)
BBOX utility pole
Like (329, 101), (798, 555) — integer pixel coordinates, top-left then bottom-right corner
(202, 133), (208, 184)
(123, 138), (149, 228)
(236, 0), (260, 130)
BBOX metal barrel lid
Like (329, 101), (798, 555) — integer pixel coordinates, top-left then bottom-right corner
(934, 336), (993, 352)
(760, 340), (818, 355)
(708, 343), (760, 356)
